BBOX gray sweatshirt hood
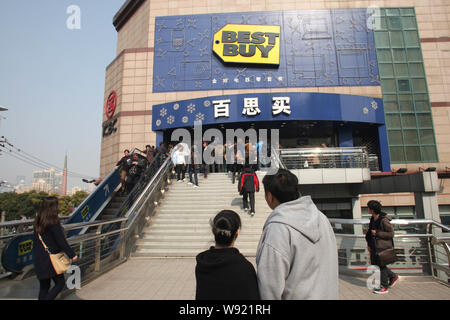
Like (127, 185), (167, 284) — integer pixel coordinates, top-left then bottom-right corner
(264, 196), (321, 244)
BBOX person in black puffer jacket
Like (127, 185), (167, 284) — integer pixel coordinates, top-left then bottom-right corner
(195, 210), (260, 300)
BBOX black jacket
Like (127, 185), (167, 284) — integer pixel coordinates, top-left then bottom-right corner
(238, 170), (259, 194)
(195, 247), (260, 300)
(33, 224), (76, 280)
(365, 213), (395, 264)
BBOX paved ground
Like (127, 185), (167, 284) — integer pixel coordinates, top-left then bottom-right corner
(2, 257), (447, 300)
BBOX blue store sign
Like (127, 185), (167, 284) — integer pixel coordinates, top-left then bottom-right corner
(153, 92), (385, 130)
(153, 9), (379, 92)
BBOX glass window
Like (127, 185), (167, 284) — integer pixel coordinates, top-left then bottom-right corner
(403, 130), (419, 144)
(417, 113), (433, 128)
(398, 94), (414, 111)
(379, 63), (394, 77)
(412, 78), (427, 92)
(401, 113), (417, 128)
(390, 31), (404, 47)
(404, 31), (420, 47)
(421, 146), (438, 162)
(381, 79), (397, 92)
(405, 146), (421, 161)
(377, 49), (392, 62)
(439, 205), (450, 215)
(389, 146), (405, 162)
(397, 79), (411, 91)
(386, 8), (400, 16)
(375, 32), (390, 47)
(388, 16), (402, 30)
(384, 94), (397, 102)
(400, 8), (415, 16)
(407, 48), (422, 61)
(386, 114), (401, 128)
(392, 48), (407, 62)
(419, 129), (435, 145)
(394, 64), (409, 77)
(409, 63), (425, 77)
(414, 100), (430, 112)
(388, 130), (403, 145)
(401, 16), (417, 29)
(396, 206), (415, 218)
(384, 101), (399, 112)
(378, 17), (388, 30)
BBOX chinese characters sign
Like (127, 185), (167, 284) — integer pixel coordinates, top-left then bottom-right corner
(152, 92), (385, 130)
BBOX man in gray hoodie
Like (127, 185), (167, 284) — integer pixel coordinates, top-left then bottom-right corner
(256, 169), (339, 299)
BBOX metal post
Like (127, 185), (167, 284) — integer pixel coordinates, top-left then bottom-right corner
(119, 221), (127, 260)
(0, 211), (5, 237)
(94, 225), (102, 272)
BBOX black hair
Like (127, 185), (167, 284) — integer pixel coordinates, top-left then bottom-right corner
(367, 200), (382, 215)
(262, 169), (300, 204)
(211, 210), (241, 247)
(124, 149), (130, 153)
(34, 197), (61, 234)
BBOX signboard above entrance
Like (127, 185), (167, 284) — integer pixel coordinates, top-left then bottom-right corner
(213, 24), (281, 65)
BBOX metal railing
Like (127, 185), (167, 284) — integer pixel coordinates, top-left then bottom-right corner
(277, 147), (371, 170)
(329, 218), (450, 283)
(0, 155), (174, 284)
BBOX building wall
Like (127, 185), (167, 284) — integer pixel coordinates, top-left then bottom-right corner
(101, 0), (450, 207)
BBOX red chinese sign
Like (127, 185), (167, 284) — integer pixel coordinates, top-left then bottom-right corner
(106, 91), (117, 119)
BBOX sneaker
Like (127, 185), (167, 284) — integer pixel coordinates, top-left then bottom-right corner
(187, 182), (193, 185)
(193, 185), (199, 188)
(389, 275), (399, 288)
(250, 211), (255, 216)
(373, 287), (389, 294)
(244, 208), (248, 212)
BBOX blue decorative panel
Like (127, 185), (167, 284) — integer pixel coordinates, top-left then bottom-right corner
(152, 92), (385, 130)
(153, 9), (379, 92)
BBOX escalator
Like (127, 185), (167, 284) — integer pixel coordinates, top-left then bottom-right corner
(1, 149), (165, 275)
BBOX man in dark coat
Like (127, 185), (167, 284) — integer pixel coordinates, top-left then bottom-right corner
(125, 154), (146, 193)
(238, 165), (259, 216)
(365, 200), (399, 294)
(116, 149), (131, 195)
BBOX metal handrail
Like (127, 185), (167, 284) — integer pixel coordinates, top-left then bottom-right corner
(328, 218), (450, 232)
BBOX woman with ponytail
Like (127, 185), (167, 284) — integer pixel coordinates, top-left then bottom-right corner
(195, 210), (260, 300)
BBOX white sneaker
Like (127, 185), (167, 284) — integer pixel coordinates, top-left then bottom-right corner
(187, 182), (193, 185)
(194, 185), (199, 188)
(244, 208), (248, 212)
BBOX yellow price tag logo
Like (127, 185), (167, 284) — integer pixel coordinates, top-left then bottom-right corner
(213, 24), (281, 65)
(18, 240), (33, 256)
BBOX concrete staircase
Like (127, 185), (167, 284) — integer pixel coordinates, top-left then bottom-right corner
(134, 172), (272, 257)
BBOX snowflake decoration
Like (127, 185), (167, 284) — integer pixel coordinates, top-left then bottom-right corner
(167, 115), (175, 124)
(187, 103), (196, 113)
(371, 100), (378, 110)
(203, 100), (211, 107)
(195, 112), (205, 122)
(155, 119), (162, 127)
(182, 116), (189, 124)
(363, 107), (369, 115)
(160, 108), (167, 117)
(173, 103), (180, 111)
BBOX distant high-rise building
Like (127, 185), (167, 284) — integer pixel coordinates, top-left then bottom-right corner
(61, 154), (68, 196)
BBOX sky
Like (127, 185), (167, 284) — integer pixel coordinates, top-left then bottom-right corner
(0, 0), (125, 190)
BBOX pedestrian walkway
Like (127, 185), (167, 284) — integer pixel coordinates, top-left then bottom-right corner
(1, 257), (449, 300)
(61, 258), (448, 300)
